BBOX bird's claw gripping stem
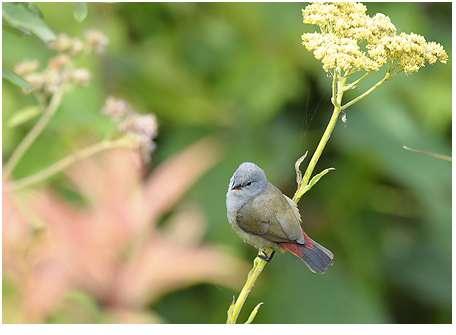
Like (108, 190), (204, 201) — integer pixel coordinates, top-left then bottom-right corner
(258, 250), (275, 262)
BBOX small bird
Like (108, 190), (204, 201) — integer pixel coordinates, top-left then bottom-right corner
(226, 162), (334, 273)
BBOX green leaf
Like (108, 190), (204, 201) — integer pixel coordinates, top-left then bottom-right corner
(294, 151), (308, 185)
(226, 295), (236, 322)
(8, 106), (42, 128)
(26, 3), (44, 18)
(3, 3), (55, 43)
(73, 3), (88, 22)
(2, 69), (32, 91)
(300, 167), (335, 196)
(245, 302), (263, 324)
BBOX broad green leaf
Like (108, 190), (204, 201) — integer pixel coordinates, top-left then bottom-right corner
(8, 106), (42, 128)
(73, 3), (88, 22)
(244, 302), (263, 324)
(2, 69), (32, 91)
(3, 3), (55, 43)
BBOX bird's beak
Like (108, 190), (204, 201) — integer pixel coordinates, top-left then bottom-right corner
(231, 183), (241, 191)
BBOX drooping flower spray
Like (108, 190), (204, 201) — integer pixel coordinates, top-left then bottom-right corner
(5, 29), (158, 192)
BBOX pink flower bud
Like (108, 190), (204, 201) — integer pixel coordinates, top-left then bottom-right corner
(85, 30), (109, 54)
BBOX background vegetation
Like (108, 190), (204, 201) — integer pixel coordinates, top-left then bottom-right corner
(3, 2), (451, 323)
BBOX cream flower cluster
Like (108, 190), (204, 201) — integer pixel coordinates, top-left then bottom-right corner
(301, 2), (447, 74)
(302, 33), (379, 73)
(49, 30), (109, 55)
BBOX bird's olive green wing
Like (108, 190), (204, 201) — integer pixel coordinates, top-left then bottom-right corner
(236, 183), (304, 243)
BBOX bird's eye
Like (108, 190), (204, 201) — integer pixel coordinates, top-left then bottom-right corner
(232, 181), (253, 190)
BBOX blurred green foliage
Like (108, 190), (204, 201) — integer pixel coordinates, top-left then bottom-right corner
(3, 2), (451, 323)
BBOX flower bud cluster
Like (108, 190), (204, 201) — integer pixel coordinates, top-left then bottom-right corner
(14, 30), (109, 95)
(49, 30), (109, 55)
(84, 30), (109, 54)
(14, 56), (90, 95)
(102, 96), (158, 162)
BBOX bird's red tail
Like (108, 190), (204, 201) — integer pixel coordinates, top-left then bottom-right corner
(280, 234), (334, 273)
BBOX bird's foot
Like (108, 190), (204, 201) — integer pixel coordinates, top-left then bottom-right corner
(258, 250), (275, 262)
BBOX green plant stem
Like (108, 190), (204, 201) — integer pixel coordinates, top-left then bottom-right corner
(344, 72), (369, 90)
(331, 72), (337, 105)
(341, 72), (390, 111)
(226, 250), (272, 324)
(7, 137), (135, 192)
(293, 76), (345, 203)
(226, 75), (347, 324)
(4, 89), (64, 179)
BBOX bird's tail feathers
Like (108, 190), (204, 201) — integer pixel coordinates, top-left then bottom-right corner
(280, 236), (334, 273)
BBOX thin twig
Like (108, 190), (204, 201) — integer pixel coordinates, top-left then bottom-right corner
(7, 137), (135, 192)
(341, 72), (390, 111)
(4, 89), (65, 179)
(402, 145), (451, 162)
(344, 72), (369, 91)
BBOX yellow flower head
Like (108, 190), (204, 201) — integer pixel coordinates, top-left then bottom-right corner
(301, 2), (447, 74)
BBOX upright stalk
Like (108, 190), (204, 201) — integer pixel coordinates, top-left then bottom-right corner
(4, 90), (64, 179)
(226, 74), (346, 324)
(293, 76), (345, 202)
(226, 251), (272, 324)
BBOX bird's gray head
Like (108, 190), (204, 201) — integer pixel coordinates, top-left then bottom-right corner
(228, 162), (268, 200)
